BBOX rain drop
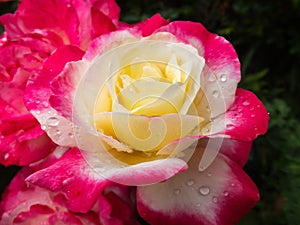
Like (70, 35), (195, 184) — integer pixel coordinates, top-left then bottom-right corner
(250, 114), (255, 118)
(46, 117), (59, 127)
(207, 172), (212, 177)
(199, 186), (210, 196)
(186, 179), (195, 186)
(242, 99), (250, 106)
(226, 124), (235, 130)
(223, 191), (229, 197)
(212, 90), (219, 98)
(219, 74), (227, 82)
(41, 124), (46, 130)
(208, 75), (216, 82)
(212, 196), (218, 203)
(62, 179), (69, 186)
(205, 105), (210, 112)
(173, 189), (181, 195)
(3, 153), (9, 161)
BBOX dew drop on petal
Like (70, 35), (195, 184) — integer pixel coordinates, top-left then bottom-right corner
(46, 117), (59, 127)
(223, 191), (229, 197)
(41, 125), (46, 130)
(219, 74), (227, 82)
(242, 99), (250, 106)
(207, 172), (212, 177)
(3, 153), (9, 161)
(208, 75), (216, 82)
(186, 179), (195, 186)
(250, 114), (255, 118)
(173, 189), (181, 195)
(199, 186), (210, 196)
(212, 90), (219, 98)
(226, 124), (235, 130)
(212, 196), (218, 203)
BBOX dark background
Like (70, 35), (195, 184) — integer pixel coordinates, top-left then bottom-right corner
(1, 0), (300, 224)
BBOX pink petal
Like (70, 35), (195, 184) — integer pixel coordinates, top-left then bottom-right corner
(156, 21), (240, 82)
(26, 148), (108, 213)
(0, 0), (119, 49)
(137, 145), (259, 225)
(24, 45), (84, 147)
(133, 13), (170, 37)
(0, 166), (102, 225)
(96, 185), (140, 225)
(0, 48), (56, 166)
(225, 88), (269, 141)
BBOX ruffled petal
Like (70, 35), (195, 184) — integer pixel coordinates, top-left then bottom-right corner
(0, 166), (102, 225)
(137, 143), (259, 225)
(0, 0), (119, 49)
(224, 88), (269, 141)
(0, 47), (56, 166)
(24, 45), (84, 147)
(133, 13), (170, 37)
(156, 21), (240, 118)
(26, 148), (107, 213)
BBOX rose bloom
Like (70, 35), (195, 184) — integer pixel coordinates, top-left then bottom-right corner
(0, 0), (119, 166)
(0, 1), (269, 225)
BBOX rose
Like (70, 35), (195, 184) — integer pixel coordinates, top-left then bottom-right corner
(0, 0), (120, 166)
(1, 0), (269, 224)
(21, 13), (269, 225)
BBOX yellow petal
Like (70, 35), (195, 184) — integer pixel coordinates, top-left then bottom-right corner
(94, 113), (204, 152)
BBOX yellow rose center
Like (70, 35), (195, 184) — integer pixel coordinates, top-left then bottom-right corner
(92, 38), (206, 164)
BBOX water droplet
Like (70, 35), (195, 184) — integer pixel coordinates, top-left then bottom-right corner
(42, 101), (49, 107)
(208, 75), (216, 82)
(212, 196), (218, 203)
(199, 186), (210, 196)
(223, 191), (229, 197)
(207, 172), (212, 177)
(212, 90), (219, 98)
(46, 117), (59, 127)
(205, 105), (210, 112)
(219, 74), (227, 82)
(3, 153), (9, 160)
(41, 124), (46, 130)
(256, 104), (261, 108)
(36, 110), (41, 115)
(231, 183), (235, 187)
(250, 114), (255, 118)
(226, 124), (235, 130)
(35, 100), (40, 104)
(68, 132), (74, 138)
(242, 99), (250, 106)
(173, 189), (181, 195)
(62, 179), (69, 185)
(186, 179), (195, 186)
(56, 130), (61, 135)
(196, 203), (201, 207)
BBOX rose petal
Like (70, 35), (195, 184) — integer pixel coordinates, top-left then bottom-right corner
(137, 143), (259, 225)
(26, 148), (107, 213)
(0, 166), (102, 225)
(0, 0), (119, 49)
(156, 21), (240, 118)
(24, 45), (84, 147)
(133, 13), (170, 37)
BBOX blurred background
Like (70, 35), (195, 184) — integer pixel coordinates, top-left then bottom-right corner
(1, 0), (300, 224)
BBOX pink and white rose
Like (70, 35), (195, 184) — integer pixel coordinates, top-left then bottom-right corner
(0, 1), (269, 225)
